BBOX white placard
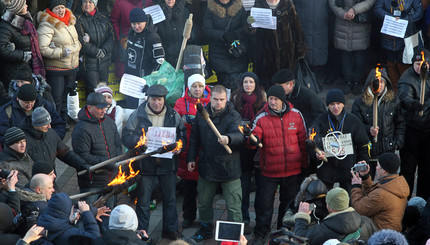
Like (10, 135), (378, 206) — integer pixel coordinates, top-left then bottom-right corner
(146, 127), (176, 159)
(242, 0), (255, 11)
(380, 15), (408, 38)
(143, 5), (166, 24)
(119, 74), (147, 98)
(322, 133), (354, 158)
(250, 8), (276, 30)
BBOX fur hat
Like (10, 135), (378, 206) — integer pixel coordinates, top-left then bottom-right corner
(326, 89), (345, 106)
(378, 153), (400, 174)
(2, 0), (26, 14)
(367, 229), (408, 245)
(129, 7), (148, 23)
(49, 0), (67, 10)
(325, 187), (349, 211)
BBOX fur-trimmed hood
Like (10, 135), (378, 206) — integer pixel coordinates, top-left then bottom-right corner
(1, 10), (33, 30)
(36, 8), (76, 29)
(294, 175), (327, 207)
(361, 68), (395, 106)
(207, 0), (243, 18)
(8, 74), (51, 99)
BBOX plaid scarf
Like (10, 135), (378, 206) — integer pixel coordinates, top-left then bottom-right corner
(21, 20), (45, 77)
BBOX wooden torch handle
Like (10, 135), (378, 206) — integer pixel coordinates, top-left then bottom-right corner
(314, 148), (328, 162)
(373, 97), (378, 143)
(205, 119), (232, 154)
(249, 134), (263, 148)
(420, 79), (425, 116)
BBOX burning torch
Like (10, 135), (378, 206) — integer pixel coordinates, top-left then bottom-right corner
(420, 51), (428, 117)
(305, 129), (328, 162)
(371, 67), (382, 143)
(238, 125), (262, 148)
(196, 103), (232, 154)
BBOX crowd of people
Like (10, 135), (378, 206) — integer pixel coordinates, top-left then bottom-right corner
(0, 0), (430, 244)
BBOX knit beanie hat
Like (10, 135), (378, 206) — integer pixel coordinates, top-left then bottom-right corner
(271, 69), (294, 85)
(109, 204), (138, 231)
(17, 84), (37, 101)
(2, 0), (26, 15)
(129, 8), (148, 23)
(378, 153), (400, 174)
(14, 64), (33, 82)
(32, 161), (54, 176)
(49, 0), (67, 10)
(241, 72), (260, 85)
(4, 127), (25, 146)
(82, 0), (98, 6)
(32, 107), (52, 127)
(188, 74), (206, 90)
(325, 187), (349, 211)
(367, 229), (408, 245)
(412, 48), (430, 64)
(95, 85), (113, 96)
(325, 89), (345, 106)
(267, 84), (286, 104)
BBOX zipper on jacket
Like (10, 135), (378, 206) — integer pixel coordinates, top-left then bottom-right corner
(280, 117), (288, 174)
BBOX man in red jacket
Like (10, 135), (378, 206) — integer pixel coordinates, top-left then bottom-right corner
(249, 84), (308, 245)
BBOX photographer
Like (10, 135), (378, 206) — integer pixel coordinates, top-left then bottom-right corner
(350, 153), (409, 231)
(0, 169), (20, 213)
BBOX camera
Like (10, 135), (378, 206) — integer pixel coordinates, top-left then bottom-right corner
(136, 231), (153, 245)
(0, 169), (11, 179)
(352, 163), (368, 172)
(308, 203), (316, 212)
(39, 229), (48, 237)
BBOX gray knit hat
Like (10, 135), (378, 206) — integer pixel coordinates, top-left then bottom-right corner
(32, 107), (52, 127)
(2, 0), (26, 15)
(4, 127), (25, 146)
(82, 0), (98, 6)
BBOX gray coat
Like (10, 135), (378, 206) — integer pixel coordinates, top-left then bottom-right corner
(329, 0), (376, 51)
(293, 0), (329, 66)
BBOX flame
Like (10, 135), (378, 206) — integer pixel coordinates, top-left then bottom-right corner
(107, 159), (140, 186)
(238, 125), (244, 133)
(135, 129), (146, 149)
(309, 128), (317, 140)
(372, 65), (383, 94)
(173, 139), (183, 152)
(420, 50), (427, 72)
(194, 99), (202, 109)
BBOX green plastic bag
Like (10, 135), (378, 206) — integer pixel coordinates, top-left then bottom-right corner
(143, 61), (184, 105)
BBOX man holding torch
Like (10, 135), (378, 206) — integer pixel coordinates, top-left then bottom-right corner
(187, 85), (244, 242)
(398, 48), (430, 200)
(122, 84), (185, 240)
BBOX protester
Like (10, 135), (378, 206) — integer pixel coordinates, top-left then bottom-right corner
(0, 169), (20, 213)
(122, 84), (184, 240)
(22, 173), (55, 213)
(351, 153), (409, 231)
(249, 84), (307, 244)
(76, 0), (115, 97)
(187, 85), (244, 242)
(95, 84), (125, 136)
(397, 48), (430, 200)
(0, 127), (33, 188)
(174, 74), (211, 229)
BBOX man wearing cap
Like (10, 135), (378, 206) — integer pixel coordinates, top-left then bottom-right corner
(72, 92), (122, 210)
(122, 84), (184, 240)
(397, 48), (430, 201)
(0, 127), (33, 188)
(21, 107), (88, 176)
(123, 7), (165, 109)
(294, 187), (376, 245)
(248, 84), (307, 244)
(0, 84), (65, 146)
(271, 69), (325, 128)
(351, 153), (410, 231)
(310, 89), (370, 192)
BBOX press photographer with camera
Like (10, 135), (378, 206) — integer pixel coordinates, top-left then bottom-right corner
(0, 169), (20, 213)
(350, 153), (409, 231)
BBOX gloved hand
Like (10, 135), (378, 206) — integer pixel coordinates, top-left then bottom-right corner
(241, 126), (252, 136)
(62, 48), (72, 57)
(247, 16), (255, 25)
(83, 33), (90, 43)
(96, 49), (106, 59)
(6, 42), (15, 51)
(105, 163), (117, 172)
(80, 164), (92, 174)
(248, 135), (261, 147)
(49, 42), (56, 48)
(412, 100), (425, 111)
(223, 31), (239, 44)
(23, 51), (32, 62)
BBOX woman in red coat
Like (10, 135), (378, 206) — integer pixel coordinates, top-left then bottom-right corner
(174, 73), (210, 228)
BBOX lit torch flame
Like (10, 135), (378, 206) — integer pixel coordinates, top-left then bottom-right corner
(172, 139), (183, 152)
(421, 51), (426, 68)
(372, 65), (382, 95)
(238, 125), (244, 133)
(194, 99), (201, 110)
(309, 128), (316, 141)
(135, 128), (146, 149)
(107, 159), (140, 186)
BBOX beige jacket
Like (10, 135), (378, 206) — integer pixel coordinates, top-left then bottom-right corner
(36, 9), (81, 70)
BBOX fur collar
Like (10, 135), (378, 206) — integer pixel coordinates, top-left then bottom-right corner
(18, 188), (47, 202)
(324, 207), (355, 219)
(1, 10), (32, 30)
(36, 9), (76, 29)
(362, 88), (395, 106)
(207, 0), (243, 18)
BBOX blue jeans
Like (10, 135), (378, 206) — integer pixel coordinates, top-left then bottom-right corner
(135, 173), (178, 232)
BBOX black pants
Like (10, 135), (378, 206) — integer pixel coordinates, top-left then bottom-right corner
(400, 127), (430, 200)
(46, 70), (77, 119)
(254, 172), (300, 238)
(80, 68), (109, 97)
(181, 179), (198, 221)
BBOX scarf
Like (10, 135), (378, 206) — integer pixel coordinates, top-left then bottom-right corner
(46, 8), (71, 26)
(21, 20), (45, 77)
(87, 9), (96, 16)
(241, 92), (257, 121)
(106, 106), (116, 121)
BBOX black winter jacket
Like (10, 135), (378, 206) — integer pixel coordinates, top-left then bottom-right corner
(398, 67), (430, 132)
(76, 9), (115, 71)
(202, 0), (248, 74)
(72, 106), (122, 188)
(311, 110), (370, 184)
(0, 146), (33, 188)
(122, 101), (185, 175)
(352, 69), (405, 157)
(187, 101), (244, 182)
(21, 117), (85, 172)
(0, 95), (66, 145)
(0, 11), (32, 84)
(124, 17), (165, 77)
(93, 229), (146, 245)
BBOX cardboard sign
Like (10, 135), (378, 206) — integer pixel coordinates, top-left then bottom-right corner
(322, 133), (354, 158)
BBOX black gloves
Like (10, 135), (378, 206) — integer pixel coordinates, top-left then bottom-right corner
(80, 164), (92, 174)
(411, 100), (425, 111)
(223, 31), (239, 44)
(249, 135), (261, 147)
